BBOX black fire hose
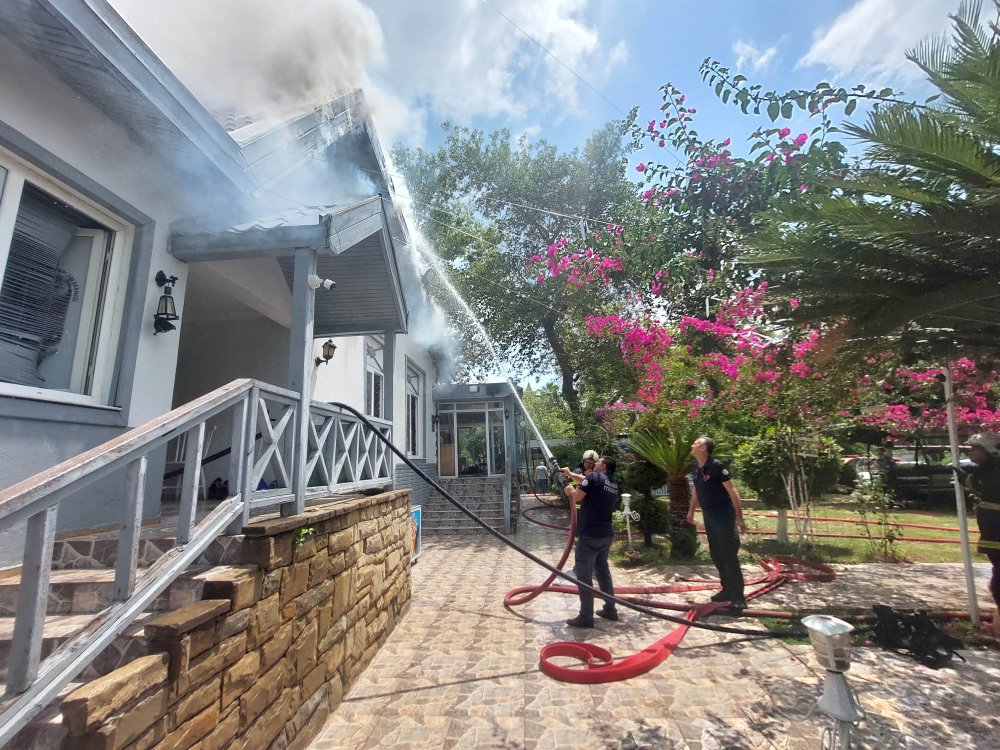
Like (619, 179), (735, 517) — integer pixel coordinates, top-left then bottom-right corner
(330, 402), (808, 639)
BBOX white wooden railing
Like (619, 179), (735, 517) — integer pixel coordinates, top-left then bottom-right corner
(0, 378), (392, 744)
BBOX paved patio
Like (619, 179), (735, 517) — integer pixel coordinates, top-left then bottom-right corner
(310, 499), (1000, 749)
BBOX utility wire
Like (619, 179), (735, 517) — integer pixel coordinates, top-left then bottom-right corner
(479, 0), (685, 167)
(479, 0), (626, 118)
(307, 154), (632, 230)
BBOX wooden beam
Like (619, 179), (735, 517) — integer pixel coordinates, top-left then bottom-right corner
(170, 224), (328, 262)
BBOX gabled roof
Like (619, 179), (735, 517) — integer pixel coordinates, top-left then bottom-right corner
(171, 197), (408, 335)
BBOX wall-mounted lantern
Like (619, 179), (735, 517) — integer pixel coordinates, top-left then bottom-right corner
(315, 339), (337, 367)
(153, 271), (179, 335)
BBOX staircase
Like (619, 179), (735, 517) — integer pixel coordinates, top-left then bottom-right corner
(421, 477), (518, 533)
(2, 523), (243, 749)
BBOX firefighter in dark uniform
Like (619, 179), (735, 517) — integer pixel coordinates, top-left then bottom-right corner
(965, 432), (1000, 635)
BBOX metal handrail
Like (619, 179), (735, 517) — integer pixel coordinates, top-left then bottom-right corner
(0, 377), (394, 744)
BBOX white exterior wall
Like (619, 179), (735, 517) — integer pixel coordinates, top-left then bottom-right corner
(311, 333), (437, 463)
(0, 35), (243, 542)
(0, 35), (233, 429)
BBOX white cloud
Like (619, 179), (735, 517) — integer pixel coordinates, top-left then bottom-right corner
(798, 0), (963, 81)
(107, 0), (628, 147)
(732, 40), (777, 72)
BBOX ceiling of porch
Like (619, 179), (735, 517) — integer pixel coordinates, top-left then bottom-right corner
(170, 196), (409, 336)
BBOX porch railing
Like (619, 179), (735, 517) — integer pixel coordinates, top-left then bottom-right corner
(0, 378), (392, 744)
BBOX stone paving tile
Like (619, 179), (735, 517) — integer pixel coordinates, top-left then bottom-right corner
(310, 499), (1000, 749)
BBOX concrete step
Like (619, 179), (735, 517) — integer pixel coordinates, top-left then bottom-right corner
(0, 568), (206, 616)
(0, 612), (156, 682)
(51, 534), (241, 570)
(422, 510), (506, 524)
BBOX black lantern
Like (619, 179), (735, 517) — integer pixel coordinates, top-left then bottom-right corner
(315, 339), (337, 367)
(153, 271), (179, 335)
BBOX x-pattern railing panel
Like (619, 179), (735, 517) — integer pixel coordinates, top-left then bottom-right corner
(250, 394), (295, 491)
(308, 404), (392, 491)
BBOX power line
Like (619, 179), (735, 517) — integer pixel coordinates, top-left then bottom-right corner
(479, 0), (626, 118)
(479, 0), (685, 167)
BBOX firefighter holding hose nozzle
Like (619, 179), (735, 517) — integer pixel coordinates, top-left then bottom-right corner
(560, 455), (620, 628)
(960, 432), (1000, 635)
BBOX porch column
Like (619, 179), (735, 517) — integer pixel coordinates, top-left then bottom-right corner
(287, 247), (317, 516)
(382, 328), (396, 424)
(504, 394), (516, 534)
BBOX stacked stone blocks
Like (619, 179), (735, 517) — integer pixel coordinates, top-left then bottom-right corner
(56, 490), (412, 750)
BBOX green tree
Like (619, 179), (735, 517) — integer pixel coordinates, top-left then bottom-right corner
(521, 383), (574, 440)
(623, 457), (668, 548)
(626, 427), (700, 557)
(734, 430), (842, 543)
(727, 1), (1000, 356)
(392, 121), (639, 432)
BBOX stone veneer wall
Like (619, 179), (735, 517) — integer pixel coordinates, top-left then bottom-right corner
(58, 490), (412, 750)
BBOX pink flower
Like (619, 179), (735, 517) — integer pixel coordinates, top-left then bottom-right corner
(799, 184), (809, 192)
(635, 163), (646, 173)
(642, 189), (654, 199)
(789, 298), (800, 309)
(721, 138), (731, 147)
(777, 127), (791, 138)
(764, 153), (775, 163)
(793, 133), (808, 147)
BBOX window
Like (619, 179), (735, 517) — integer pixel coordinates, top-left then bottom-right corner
(405, 361), (424, 457)
(437, 400), (507, 477)
(364, 336), (384, 418)
(0, 152), (130, 405)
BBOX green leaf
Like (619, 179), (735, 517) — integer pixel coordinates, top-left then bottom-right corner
(781, 101), (794, 118)
(844, 99), (858, 116)
(715, 81), (724, 96)
(768, 101), (780, 121)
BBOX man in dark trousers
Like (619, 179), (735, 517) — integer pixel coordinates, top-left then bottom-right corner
(687, 436), (747, 610)
(561, 456), (620, 628)
(964, 432), (1000, 635)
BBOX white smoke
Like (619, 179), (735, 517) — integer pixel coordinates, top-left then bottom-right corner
(109, 0), (385, 122)
(107, 0), (627, 148)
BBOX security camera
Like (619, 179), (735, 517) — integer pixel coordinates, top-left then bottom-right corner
(307, 275), (336, 291)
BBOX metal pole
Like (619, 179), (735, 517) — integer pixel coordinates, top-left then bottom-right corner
(944, 364), (980, 625)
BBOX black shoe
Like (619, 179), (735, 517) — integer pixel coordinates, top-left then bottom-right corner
(728, 600), (747, 612)
(710, 591), (731, 603)
(598, 607), (619, 621)
(566, 615), (595, 628)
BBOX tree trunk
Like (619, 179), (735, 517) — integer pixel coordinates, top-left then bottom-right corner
(667, 473), (691, 526)
(542, 318), (581, 432)
(775, 508), (788, 544)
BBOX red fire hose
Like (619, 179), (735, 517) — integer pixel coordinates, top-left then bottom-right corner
(506, 497), (836, 683)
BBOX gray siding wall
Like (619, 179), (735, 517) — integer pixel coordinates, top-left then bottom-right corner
(394, 460), (438, 506)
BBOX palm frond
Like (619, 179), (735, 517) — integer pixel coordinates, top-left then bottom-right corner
(627, 428), (693, 477)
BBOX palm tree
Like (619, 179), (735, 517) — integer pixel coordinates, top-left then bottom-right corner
(746, 0), (1000, 355)
(627, 428), (696, 543)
